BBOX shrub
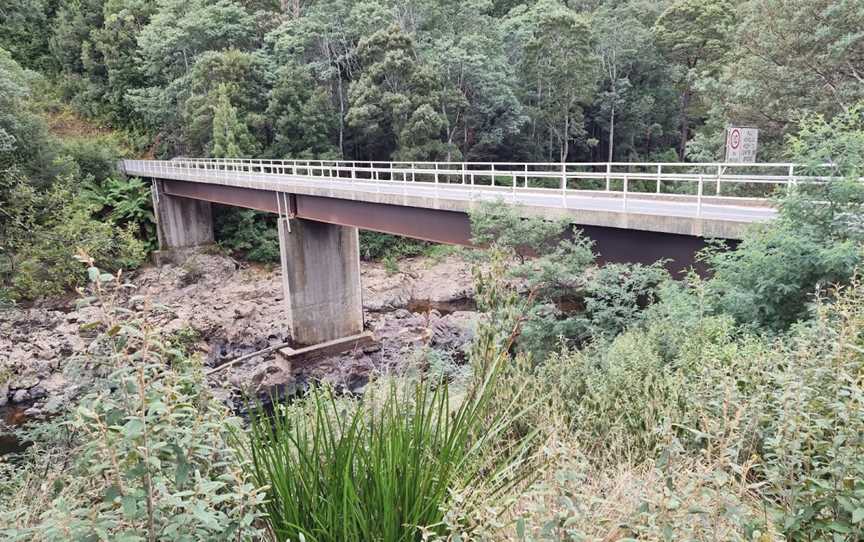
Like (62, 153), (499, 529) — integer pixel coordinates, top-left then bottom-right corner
(0, 263), (264, 540)
(359, 231), (428, 261)
(214, 207), (280, 263)
(6, 183), (147, 300)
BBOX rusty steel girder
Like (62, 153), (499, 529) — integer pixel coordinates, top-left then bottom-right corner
(156, 178), (723, 273)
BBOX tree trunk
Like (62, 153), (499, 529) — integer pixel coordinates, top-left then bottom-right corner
(336, 70), (345, 158)
(607, 100), (615, 162)
(678, 83), (691, 160)
(561, 114), (569, 162)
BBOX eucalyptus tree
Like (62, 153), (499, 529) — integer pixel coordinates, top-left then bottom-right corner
(653, 0), (735, 159)
(508, 0), (599, 161)
(129, 0), (258, 155)
(716, 0), (864, 140)
(415, 0), (524, 161)
(346, 25), (453, 161)
(267, 0), (386, 157)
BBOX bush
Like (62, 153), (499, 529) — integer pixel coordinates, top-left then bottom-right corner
(359, 231), (428, 261)
(0, 265), (264, 540)
(4, 178), (147, 300)
(214, 207), (280, 263)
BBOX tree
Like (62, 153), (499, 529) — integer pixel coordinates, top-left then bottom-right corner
(706, 105), (864, 331)
(346, 26), (453, 160)
(717, 0), (864, 140)
(211, 85), (255, 158)
(511, 0), (599, 161)
(267, 64), (339, 158)
(414, 0), (524, 161)
(654, 0), (735, 159)
(182, 49), (269, 156)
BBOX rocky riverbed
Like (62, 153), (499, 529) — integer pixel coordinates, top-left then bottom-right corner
(0, 249), (479, 423)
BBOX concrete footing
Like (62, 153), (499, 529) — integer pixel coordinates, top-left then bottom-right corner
(278, 217), (364, 346)
(278, 331), (376, 364)
(152, 179), (214, 250)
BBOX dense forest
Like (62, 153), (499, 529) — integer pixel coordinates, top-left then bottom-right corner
(2, 0), (864, 540)
(2, 0), (863, 164)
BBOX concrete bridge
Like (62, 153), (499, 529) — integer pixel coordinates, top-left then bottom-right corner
(122, 158), (797, 350)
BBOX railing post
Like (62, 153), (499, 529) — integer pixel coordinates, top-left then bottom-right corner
(411, 162), (415, 183)
(697, 175), (704, 217)
(656, 164), (662, 194)
(623, 175), (628, 211)
(605, 162), (611, 191)
(524, 163), (529, 188)
(561, 162), (567, 205)
(434, 162), (439, 185)
(716, 164), (722, 196)
(789, 164), (796, 191)
(462, 162), (466, 184)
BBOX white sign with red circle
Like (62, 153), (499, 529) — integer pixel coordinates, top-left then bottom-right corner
(725, 127), (758, 163)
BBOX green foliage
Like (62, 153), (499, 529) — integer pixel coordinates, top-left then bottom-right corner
(0, 266), (264, 540)
(83, 176), (157, 246)
(214, 207), (280, 263)
(470, 201), (670, 358)
(241, 351), (536, 541)
(2, 176), (147, 300)
(514, 0), (600, 161)
(358, 231), (427, 261)
(706, 106), (864, 331)
(210, 84), (257, 158)
(470, 200), (568, 259)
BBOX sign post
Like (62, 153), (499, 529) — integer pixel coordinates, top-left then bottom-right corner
(725, 126), (758, 163)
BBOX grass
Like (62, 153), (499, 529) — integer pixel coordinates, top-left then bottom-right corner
(240, 357), (538, 542)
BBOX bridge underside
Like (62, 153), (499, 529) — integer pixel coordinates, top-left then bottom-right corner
(158, 178), (717, 271)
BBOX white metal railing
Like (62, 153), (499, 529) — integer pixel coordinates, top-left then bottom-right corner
(122, 158), (837, 217)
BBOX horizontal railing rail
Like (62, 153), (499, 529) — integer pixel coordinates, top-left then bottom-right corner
(122, 158), (844, 219)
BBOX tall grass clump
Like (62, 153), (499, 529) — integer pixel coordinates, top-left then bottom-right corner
(241, 249), (537, 541)
(242, 370), (534, 541)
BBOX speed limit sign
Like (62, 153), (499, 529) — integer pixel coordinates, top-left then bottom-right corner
(725, 127), (758, 163)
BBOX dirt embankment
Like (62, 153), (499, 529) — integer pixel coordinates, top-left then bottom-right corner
(0, 250), (479, 417)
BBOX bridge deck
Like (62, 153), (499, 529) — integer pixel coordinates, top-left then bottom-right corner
(123, 159), (785, 239)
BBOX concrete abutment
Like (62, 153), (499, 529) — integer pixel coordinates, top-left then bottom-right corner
(151, 179), (214, 251)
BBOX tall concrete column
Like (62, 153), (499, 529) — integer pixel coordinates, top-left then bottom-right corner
(278, 217), (364, 345)
(151, 180), (214, 250)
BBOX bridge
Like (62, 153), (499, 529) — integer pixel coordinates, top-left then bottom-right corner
(122, 158), (800, 350)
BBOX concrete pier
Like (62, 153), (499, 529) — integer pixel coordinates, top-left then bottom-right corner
(152, 179), (214, 250)
(278, 217), (364, 345)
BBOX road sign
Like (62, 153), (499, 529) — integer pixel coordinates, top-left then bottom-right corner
(725, 127), (758, 163)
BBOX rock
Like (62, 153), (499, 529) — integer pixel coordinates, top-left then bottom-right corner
(29, 385), (47, 400)
(12, 389), (29, 404)
(346, 372), (369, 395)
(0, 383), (8, 407)
(394, 309), (411, 319)
(40, 373), (67, 395)
(362, 343), (382, 354)
(10, 376), (38, 390)
(234, 303), (256, 319)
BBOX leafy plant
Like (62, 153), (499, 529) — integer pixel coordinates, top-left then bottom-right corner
(359, 231), (428, 261)
(214, 207), (280, 263)
(83, 176), (157, 246)
(0, 260), (265, 540)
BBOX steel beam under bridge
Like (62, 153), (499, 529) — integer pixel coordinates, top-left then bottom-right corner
(158, 178), (717, 271)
